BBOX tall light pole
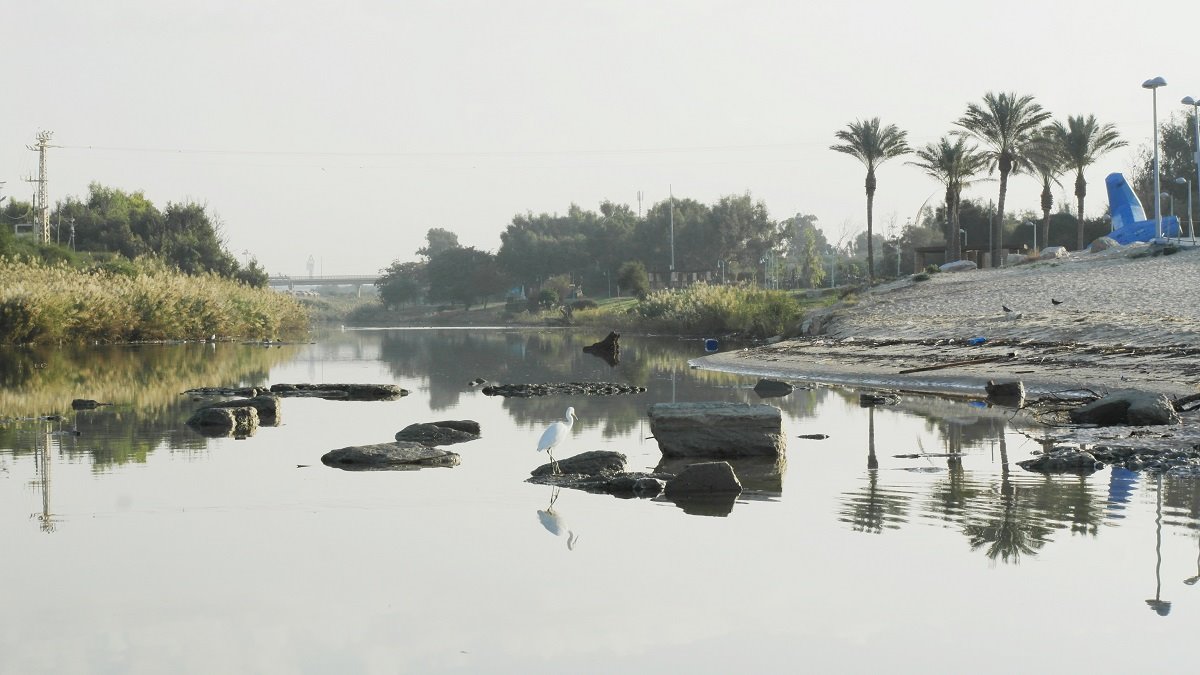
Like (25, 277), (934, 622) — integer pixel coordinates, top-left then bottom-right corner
(1176, 176), (1194, 243)
(1144, 77), (1168, 239)
(668, 184), (675, 286)
(1184, 96), (1200, 243)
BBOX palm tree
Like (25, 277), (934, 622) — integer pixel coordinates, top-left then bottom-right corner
(1024, 128), (1067, 250)
(907, 137), (988, 262)
(831, 118), (911, 281)
(1050, 115), (1127, 250)
(955, 93), (1051, 266)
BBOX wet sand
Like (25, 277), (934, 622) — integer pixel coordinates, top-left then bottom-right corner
(697, 243), (1200, 399)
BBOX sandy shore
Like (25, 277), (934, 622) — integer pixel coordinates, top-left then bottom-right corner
(697, 243), (1200, 399)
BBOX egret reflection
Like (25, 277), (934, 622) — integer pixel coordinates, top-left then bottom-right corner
(537, 487), (579, 551)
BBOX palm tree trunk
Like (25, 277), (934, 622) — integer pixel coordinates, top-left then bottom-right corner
(995, 168), (1009, 266)
(1075, 172), (1088, 250)
(1040, 182), (1052, 253)
(866, 171), (876, 282)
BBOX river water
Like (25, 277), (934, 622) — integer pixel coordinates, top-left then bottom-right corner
(1, 328), (1197, 674)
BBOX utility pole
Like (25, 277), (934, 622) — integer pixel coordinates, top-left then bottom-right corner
(668, 185), (675, 286)
(636, 190), (643, 218)
(26, 131), (54, 244)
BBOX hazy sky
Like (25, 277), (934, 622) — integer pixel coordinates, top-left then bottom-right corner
(5, 1), (1198, 275)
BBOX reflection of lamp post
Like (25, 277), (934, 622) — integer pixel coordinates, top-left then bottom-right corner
(1177, 177), (1195, 244)
(1144, 76), (1168, 239)
(1146, 475), (1172, 616)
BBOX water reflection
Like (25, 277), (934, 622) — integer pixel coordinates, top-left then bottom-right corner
(537, 487), (580, 551)
(1148, 476), (1172, 616)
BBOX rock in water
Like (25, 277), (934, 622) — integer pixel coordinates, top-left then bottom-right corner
(647, 402), (785, 458)
(321, 442), (460, 470)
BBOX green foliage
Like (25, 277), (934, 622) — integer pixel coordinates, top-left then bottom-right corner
(913, 272), (932, 282)
(541, 274), (573, 302)
(426, 247), (503, 309)
(578, 283), (800, 338)
(0, 257), (308, 344)
(417, 228), (460, 259)
(617, 261), (650, 299)
(376, 260), (427, 309)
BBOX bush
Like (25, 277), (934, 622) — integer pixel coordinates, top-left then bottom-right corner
(570, 298), (598, 311)
(578, 283), (800, 338)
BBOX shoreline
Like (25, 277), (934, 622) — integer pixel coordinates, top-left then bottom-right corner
(692, 244), (1200, 401)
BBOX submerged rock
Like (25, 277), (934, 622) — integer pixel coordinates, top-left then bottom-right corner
(482, 382), (645, 397)
(207, 395), (281, 425)
(321, 441), (460, 470)
(395, 421), (481, 446)
(270, 383), (408, 401)
(187, 406), (259, 437)
(664, 461), (743, 496)
(752, 378), (794, 398)
(1017, 447), (1103, 474)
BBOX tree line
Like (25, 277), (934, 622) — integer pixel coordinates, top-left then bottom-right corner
(834, 91), (1199, 281)
(0, 183), (267, 287)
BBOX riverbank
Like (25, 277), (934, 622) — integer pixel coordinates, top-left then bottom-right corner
(696, 243), (1200, 400)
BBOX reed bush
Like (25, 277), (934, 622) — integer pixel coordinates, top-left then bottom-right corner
(574, 283), (801, 338)
(0, 257), (308, 344)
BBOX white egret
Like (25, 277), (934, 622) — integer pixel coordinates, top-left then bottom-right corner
(536, 406), (576, 475)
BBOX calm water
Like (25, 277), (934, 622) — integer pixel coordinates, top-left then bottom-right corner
(2, 329), (1198, 674)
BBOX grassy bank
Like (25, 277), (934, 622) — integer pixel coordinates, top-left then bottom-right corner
(0, 257), (309, 345)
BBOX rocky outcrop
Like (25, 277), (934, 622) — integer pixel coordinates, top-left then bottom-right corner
(269, 383), (408, 401)
(482, 382), (646, 397)
(647, 402), (785, 458)
(186, 406), (259, 437)
(1040, 246), (1068, 259)
(1079, 445), (1200, 475)
(207, 395), (281, 425)
(530, 450), (628, 478)
(940, 260), (977, 272)
(395, 420), (481, 446)
(321, 441), (460, 470)
(1068, 389), (1180, 426)
(752, 378), (794, 398)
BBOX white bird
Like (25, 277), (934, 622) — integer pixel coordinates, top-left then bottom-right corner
(537, 406), (576, 475)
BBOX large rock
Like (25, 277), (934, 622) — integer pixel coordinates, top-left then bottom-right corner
(530, 450), (627, 477)
(321, 441), (460, 470)
(395, 421), (481, 446)
(665, 461), (743, 495)
(1018, 448), (1103, 474)
(985, 380), (1025, 407)
(1089, 236), (1120, 253)
(186, 406), (259, 437)
(207, 395), (281, 425)
(752, 378), (794, 398)
(939, 259), (977, 273)
(648, 402), (785, 457)
(1039, 246), (1068, 259)
(1068, 389), (1180, 426)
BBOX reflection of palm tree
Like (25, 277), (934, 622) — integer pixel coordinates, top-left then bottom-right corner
(962, 436), (1052, 564)
(840, 410), (909, 534)
(537, 487), (579, 551)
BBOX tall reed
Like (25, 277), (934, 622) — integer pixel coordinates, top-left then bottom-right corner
(575, 283), (802, 338)
(0, 257), (308, 344)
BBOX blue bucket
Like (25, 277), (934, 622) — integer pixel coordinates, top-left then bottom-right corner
(704, 338), (719, 352)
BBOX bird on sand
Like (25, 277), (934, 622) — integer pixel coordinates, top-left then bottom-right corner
(1002, 305), (1014, 313)
(1051, 298), (1064, 305)
(537, 407), (577, 475)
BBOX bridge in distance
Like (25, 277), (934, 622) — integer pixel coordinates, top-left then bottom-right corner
(268, 274), (378, 289)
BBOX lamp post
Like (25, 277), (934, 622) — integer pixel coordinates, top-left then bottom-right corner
(1176, 177), (1194, 243)
(1144, 76), (1168, 239)
(1161, 191), (1174, 218)
(1022, 220), (1037, 253)
(1184, 96), (1200, 243)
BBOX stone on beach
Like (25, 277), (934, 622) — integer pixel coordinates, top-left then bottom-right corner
(1068, 390), (1179, 427)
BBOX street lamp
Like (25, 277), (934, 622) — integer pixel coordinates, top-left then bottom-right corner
(1161, 191), (1174, 218)
(1144, 76), (1168, 239)
(1184, 96), (1200, 243)
(1176, 176), (1194, 243)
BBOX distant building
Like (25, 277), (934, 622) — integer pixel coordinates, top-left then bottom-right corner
(13, 223), (35, 237)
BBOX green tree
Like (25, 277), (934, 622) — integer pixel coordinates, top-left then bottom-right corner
(907, 137), (989, 261)
(831, 117), (911, 282)
(376, 260), (426, 309)
(427, 247), (501, 309)
(616, 260), (649, 299)
(1024, 128), (1068, 250)
(1131, 112), (1196, 233)
(1050, 115), (1126, 249)
(417, 228), (460, 259)
(955, 92), (1051, 265)
(800, 226), (825, 288)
